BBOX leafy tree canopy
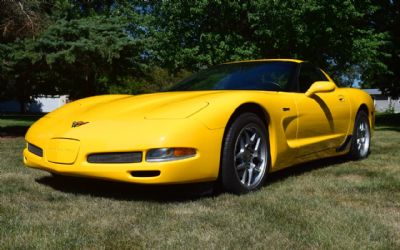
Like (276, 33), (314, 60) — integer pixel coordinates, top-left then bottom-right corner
(0, 0), (399, 110)
(360, 0), (399, 97)
(1, 11), (150, 110)
(150, 0), (388, 85)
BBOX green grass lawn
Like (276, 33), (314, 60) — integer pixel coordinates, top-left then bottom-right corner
(0, 114), (399, 249)
(0, 114), (42, 127)
(0, 114), (43, 137)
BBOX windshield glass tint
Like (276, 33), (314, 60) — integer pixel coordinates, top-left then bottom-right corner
(170, 61), (296, 91)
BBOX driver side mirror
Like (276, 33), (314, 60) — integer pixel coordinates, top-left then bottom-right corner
(305, 81), (336, 97)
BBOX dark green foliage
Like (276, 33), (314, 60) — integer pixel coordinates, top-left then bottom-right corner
(34, 15), (147, 98)
(0, 0), (399, 105)
(1, 15), (148, 111)
(360, 0), (400, 98)
(0, 1), (153, 108)
(150, 0), (388, 85)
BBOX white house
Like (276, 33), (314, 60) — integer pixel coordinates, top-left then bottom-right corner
(0, 95), (69, 113)
(363, 89), (400, 113)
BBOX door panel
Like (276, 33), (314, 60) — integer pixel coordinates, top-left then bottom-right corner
(293, 89), (350, 156)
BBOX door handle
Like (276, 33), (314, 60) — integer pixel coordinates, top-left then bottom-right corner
(338, 95), (345, 102)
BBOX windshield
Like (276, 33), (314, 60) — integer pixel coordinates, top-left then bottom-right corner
(170, 61), (296, 91)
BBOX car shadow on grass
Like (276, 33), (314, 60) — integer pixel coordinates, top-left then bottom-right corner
(36, 175), (217, 202)
(35, 156), (349, 202)
(266, 156), (349, 185)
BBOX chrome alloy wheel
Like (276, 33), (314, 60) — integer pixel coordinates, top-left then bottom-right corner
(233, 125), (268, 189)
(356, 118), (370, 157)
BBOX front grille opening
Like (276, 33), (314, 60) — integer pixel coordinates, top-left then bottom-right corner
(87, 152), (142, 163)
(28, 143), (43, 157)
(130, 170), (160, 177)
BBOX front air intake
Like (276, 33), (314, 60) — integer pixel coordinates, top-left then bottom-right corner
(87, 152), (142, 163)
(130, 171), (160, 177)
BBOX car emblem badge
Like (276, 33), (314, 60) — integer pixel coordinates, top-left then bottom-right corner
(71, 121), (89, 128)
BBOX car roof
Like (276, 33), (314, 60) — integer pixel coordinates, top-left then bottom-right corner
(224, 59), (304, 64)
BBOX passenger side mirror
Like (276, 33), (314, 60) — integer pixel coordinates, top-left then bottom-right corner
(305, 81), (336, 97)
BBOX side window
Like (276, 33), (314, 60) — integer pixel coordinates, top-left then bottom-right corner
(298, 63), (328, 92)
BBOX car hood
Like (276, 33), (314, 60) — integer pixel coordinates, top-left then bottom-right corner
(28, 90), (281, 140)
(47, 91), (229, 121)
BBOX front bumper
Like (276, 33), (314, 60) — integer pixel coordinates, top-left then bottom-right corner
(23, 117), (224, 184)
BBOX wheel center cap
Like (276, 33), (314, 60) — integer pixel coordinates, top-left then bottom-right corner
(243, 150), (253, 163)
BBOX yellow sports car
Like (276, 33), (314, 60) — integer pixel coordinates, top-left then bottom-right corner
(23, 59), (374, 194)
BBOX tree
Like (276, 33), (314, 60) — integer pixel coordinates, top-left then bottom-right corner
(1, 0), (398, 111)
(361, 0), (400, 98)
(0, 40), (46, 112)
(148, 0), (387, 85)
(38, 15), (149, 98)
(0, 1), (154, 111)
(4, 14), (148, 97)
(0, 0), (57, 111)
(0, 0), (53, 43)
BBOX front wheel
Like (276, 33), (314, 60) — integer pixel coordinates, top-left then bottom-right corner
(220, 113), (270, 194)
(348, 110), (371, 160)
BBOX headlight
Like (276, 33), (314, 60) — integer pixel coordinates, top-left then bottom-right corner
(146, 148), (196, 162)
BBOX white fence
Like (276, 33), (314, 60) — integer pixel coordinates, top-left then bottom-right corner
(0, 95), (69, 113)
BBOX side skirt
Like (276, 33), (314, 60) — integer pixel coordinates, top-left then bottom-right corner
(336, 135), (352, 152)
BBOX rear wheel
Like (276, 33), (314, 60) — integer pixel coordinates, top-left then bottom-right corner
(349, 110), (371, 160)
(221, 113), (269, 194)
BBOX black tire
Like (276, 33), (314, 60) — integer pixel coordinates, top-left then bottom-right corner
(220, 112), (270, 194)
(348, 110), (371, 160)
